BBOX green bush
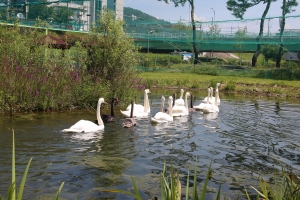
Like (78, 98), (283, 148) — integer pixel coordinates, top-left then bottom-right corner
(0, 11), (144, 113)
(254, 68), (300, 80)
(137, 53), (187, 67)
(224, 80), (236, 91)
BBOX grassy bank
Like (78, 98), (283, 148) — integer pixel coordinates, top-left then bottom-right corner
(139, 72), (300, 99)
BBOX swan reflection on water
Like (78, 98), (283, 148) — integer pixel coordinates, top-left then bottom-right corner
(203, 112), (218, 121)
(70, 131), (103, 141)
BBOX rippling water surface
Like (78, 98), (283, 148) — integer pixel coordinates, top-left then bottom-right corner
(1, 90), (300, 199)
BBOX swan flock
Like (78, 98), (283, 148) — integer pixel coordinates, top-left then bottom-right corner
(62, 85), (221, 132)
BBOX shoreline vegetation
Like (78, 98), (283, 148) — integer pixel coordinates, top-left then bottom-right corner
(140, 72), (300, 100)
(1, 12), (300, 114)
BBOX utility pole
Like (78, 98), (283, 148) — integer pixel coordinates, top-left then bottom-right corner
(211, 8), (215, 23)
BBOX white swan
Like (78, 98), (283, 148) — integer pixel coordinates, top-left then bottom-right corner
(126, 89), (151, 113)
(120, 93), (150, 118)
(202, 89), (219, 114)
(194, 88), (211, 111)
(175, 89), (185, 106)
(151, 96), (173, 123)
(203, 83), (221, 105)
(215, 83), (221, 106)
(172, 92), (190, 117)
(62, 98), (105, 133)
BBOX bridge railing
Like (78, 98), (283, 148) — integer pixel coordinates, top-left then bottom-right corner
(126, 31), (300, 42)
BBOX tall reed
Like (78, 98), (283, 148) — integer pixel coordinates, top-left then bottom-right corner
(0, 130), (64, 200)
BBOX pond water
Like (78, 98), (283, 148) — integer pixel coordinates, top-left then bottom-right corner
(1, 89), (300, 199)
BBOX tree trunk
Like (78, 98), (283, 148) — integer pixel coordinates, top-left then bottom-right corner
(252, 0), (271, 67)
(276, 0), (286, 68)
(190, 0), (199, 65)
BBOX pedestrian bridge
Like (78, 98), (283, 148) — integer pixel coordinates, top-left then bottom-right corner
(128, 32), (300, 53)
(3, 21), (300, 53)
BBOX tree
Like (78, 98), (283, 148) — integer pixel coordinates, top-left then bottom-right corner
(0, 7), (7, 20)
(53, 7), (73, 28)
(227, 0), (276, 67)
(276, 0), (298, 68)
(85, 10), (141, 99)
(261, 44), (278, 62)
(28, 0), (55, 21)
(160, 0), (199, 64)
(208, 24), (221, 37)
(234, 26), (248, 58)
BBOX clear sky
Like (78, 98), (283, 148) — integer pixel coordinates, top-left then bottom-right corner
(124, 0), (300, 34)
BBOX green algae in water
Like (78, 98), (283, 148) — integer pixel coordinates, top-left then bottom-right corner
(83, 155), (132, 174)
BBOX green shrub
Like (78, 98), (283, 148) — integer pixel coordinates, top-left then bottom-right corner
(224, 80), (236, 91)
(0, 11), (143, 113)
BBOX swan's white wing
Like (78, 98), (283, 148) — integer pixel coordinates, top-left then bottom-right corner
(120, 109), (149, 118)
(202, 97), (209, 103)
(202, 104), (219, 114)
(120, 110), (131, 118)
(151, 117), (168, 123)
(172, 106), (189, 116)
(62, 120), (104, 133)
(194, 103), (211, 111)
(135, 111), (149, 118)
(151, 112), (172, 123)
(172, 105), (187, 112)
(126, 104), (144, 111)
(175, 98), (184, 106)
(203, 97), (219, 104)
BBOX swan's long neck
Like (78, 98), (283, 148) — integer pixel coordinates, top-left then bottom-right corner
(130, 100), (134, 118)
(216, 84), (219, 92)
(214, 90), (219, 106)
(97, 99), (104, 126)
(210, 88), (214, 103)
(168, 98), (173, 117)
(185, 93), (188, 110)
(160, 97), (165, 112)
(147, 94), (150, 112)
(180, 90), (184, 99)
(207, 89), (210, 100)
(172, 93), (176, 107)
(144, 91), (148, 113)
(216, 84), (220, 102)
(110, 98), (115, 117)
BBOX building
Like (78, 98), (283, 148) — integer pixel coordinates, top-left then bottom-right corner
(4, 0), (123, 31)
(51, 0), (124, 31)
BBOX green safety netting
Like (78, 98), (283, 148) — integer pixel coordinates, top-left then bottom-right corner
(0, 0), (299, 52)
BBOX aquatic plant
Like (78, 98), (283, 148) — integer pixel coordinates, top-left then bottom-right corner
(101, 157), (228, 200)
(0, 130), (64, 200)
(246, 169), (300, 200)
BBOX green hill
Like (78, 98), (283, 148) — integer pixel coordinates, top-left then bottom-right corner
(123, 7), (170, 33)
